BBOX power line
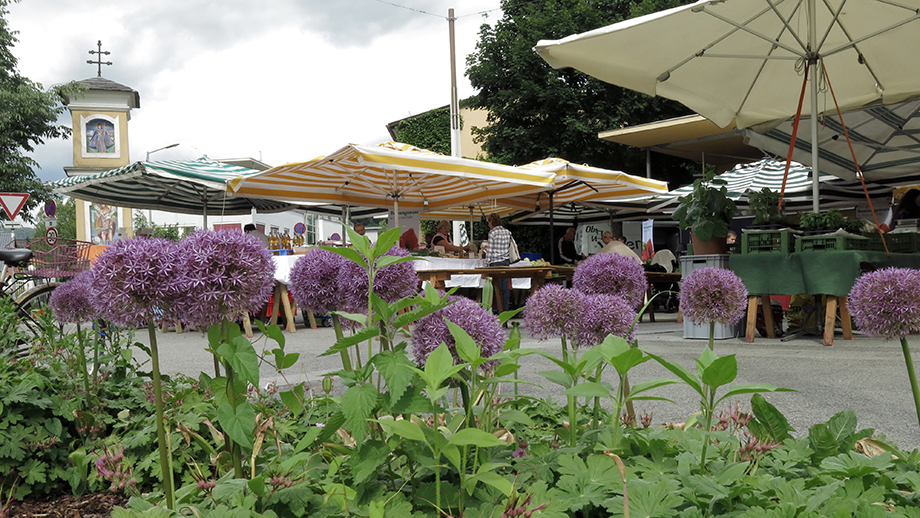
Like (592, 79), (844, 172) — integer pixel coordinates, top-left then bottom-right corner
(371, 0), (501, 20)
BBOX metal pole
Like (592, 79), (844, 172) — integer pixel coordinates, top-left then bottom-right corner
(448, 8), (462, 158)
(809, 0), (821, 213)
(549, 192), (556, 264)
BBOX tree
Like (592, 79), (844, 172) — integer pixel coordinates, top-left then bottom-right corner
(56, 197), (76, 239)
(466, 0), (697, 186)
(392, 107), (454, 155)
(0, 0), (82, 223)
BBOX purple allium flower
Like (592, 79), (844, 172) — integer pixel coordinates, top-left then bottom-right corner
(524, 284), (584, 341)
(849, 267), (920, 340)
(289, 248), (352, 315)
(679, 267), (748, 325)
(176, 230), (275, 330)
(90, 237), (185, 327)
(572, 253), (647, 308)
(573, 294), (637, 348)
(49, 270), (97, 324)
(339, 245), (419, 309)
(412, 295), (504, 368)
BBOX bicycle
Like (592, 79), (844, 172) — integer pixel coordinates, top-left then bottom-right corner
(0, 237), (92, 355)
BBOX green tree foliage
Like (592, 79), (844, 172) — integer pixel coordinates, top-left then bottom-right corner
(56, 197), (76, 239)
(0, 0), (82, 223)
(392, 107), (455, 155)
(466, 0), (698, 186)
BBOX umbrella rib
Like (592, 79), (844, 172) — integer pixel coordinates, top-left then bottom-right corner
(700, 1), (807, 58)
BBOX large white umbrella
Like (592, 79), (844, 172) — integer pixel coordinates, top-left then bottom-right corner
(535, 0), (920, 212)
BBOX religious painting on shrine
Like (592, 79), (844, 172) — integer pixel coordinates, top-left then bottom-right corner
(80, 114), (120, 159)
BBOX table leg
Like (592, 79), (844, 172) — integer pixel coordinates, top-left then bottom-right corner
(306, 311), (317, 330)
(839, 296), (852, 340)
(824, 296), (838, 346)
(645, 286), (656, 323)
(270, 284), (281, 327)
(490, 276), (504, 313)
(760, 295), (775, 338)
(745, 296), (758, 343)
(278, 283), (297, 333)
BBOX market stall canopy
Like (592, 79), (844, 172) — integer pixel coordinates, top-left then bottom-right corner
(47, 158), (296, 217)
(535, 0), (920, 211)
(648, 158), (890, 212)
(743, 97), (920, 183)
(226, 142), (557, 221)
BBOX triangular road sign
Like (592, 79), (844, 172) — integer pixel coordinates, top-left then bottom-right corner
(0, 193), (30, 221)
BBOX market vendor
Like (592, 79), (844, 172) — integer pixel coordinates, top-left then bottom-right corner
(882, 188), (920, 232)
(430, 220), (470, 254)
(557, 227), (580, 264)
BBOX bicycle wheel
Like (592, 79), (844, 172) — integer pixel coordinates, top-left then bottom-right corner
(12, 283), (64, 352)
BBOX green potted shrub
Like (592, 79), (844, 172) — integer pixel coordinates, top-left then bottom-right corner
(673, 171), (737, 254)
(747, 187), (788, 227)
(799, 209), (846, 233)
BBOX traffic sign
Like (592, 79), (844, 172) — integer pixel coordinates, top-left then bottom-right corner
(44, 200), (56, 218)
(45, 227), (58, 246)
(0, 193), (29, 221)
(293, 222), (306, 234)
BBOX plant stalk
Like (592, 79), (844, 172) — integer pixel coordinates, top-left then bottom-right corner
(331, 314), (352, 372)
(146, 320), (175, 510)
(900, 338), (920, 431)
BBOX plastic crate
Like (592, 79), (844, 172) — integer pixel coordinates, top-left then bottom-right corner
(795, 234), (884, 252)
(741, 230), (795, 254)
(885, 233), (920, 253)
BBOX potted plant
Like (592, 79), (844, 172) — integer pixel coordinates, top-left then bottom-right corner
(673, 171), (737, 254)
(799, 209), (846, 234)
(747, 187), (788, 228)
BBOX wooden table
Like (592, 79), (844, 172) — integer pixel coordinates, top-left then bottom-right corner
(643, 272), (682, 323)
(416, 266), (555, 312)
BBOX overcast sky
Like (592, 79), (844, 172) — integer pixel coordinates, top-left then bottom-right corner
(8, 0), (502, 183)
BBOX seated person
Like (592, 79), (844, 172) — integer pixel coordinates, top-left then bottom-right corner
(598, 231), (641, 264)
(431, 220), (470, 254)
(244, 223), (269, 247)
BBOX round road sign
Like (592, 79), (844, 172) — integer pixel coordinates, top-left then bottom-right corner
(44, 200), (56, 218)
(294, 222), (306, 234)
(45, 227), (58, 246)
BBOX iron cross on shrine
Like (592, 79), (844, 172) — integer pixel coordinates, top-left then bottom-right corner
(87, 40), (112, 77)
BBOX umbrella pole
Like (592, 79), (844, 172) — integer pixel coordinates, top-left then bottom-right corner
(469, 206), (474, 249)
(549, 192), (555, 263)
(808, 0), (820, 213)
(203, 196), (208, 230)
(341, 206), (347, 245)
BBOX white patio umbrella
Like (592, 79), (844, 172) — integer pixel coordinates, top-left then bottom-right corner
(535, 0), (920, 212)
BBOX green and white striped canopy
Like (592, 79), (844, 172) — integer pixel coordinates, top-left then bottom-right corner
(47, 158), (296, 216)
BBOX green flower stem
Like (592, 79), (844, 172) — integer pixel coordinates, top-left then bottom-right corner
(709, 321), (715, 351)
(568, 347), (578, 447)
(91, 321), (100, 385)
(146, 320), (175, 510)
(900, 338), (920, 431)
(75, 323), (90, 400)
(700, 387), (716, 473)
(331, 315), (352, 372)
(220, 322), (244, 479)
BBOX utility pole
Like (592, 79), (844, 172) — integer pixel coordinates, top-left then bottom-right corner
(448, 8), (462, 158)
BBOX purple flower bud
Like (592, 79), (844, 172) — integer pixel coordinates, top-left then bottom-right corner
(679, 267), (748, 325)
(524, 284), (583, 341)
(573, 253), (647, 308)
(849, 267), (920, 340)
(49, 270), (97, 324)
(412, 295), (504, 368)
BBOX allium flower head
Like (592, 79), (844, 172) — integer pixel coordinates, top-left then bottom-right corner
(573, 294), (637, 348)
(679, 267), (748, 325)
(412, 295), (504, 368)
(289, 249), (352, 315)
(176, 230), (275, 330)
(572, 253), (647, 308)
(339, 245), (419, 309)
(49, 270), (97, 324)
(91, 237), (184, 327)
(524, 284), (584, 341)
(849, 267), (920, 340)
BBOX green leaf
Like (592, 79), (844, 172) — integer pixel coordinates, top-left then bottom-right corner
(216, 402), (256, 449)
(808, 423), (840, 463)
(374, 417), (428, 443)
(375, 255), (415, 268)
(423, 343), (466, 388)
(353, 440), (392, 483)
(647, 352), (702, 394)
(467, 471), (513, 496)
(701, 354), (737, 389)
(827, 409), (858, 445)
(323, 246), (366, 268)
(373, 350), (415, 406)
(563, 382), (613, 399)
(293, 426), (323, 453)
(538, 370), (573, 389)
(627, 378), (680, 399)
(279, 389), (304, 417)
(371, 227), (402, 257)
(749, 393), (794, 442)
(320, 326), (380, 357)
(499, 409), (534, 427)
(216, 336), (260, 387)
(341, 384), (378, 438)
(716, 384), (793, 406)
(446, 319), (480, 364)
(449, 428), (509, 447)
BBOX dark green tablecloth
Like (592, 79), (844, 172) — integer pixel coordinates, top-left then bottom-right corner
(729, 251), (920, 296)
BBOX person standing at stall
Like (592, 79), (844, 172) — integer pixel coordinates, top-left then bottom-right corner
(431, 220), (470, 254)
(486, 213), (512, 312)
(557, 227), (580, 264)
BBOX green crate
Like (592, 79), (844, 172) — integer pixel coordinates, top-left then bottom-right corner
(885, 233), (920, 253)
(795, 233), (884, 252)
(741, 230), (795, 254)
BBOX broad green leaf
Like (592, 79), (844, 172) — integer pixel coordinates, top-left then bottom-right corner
(827, 409), (858, 444)
(371, 227), (402, 257)
(248, 477), (266, 497)
(391, 299), (451, 329)
(563, 382), (613, 399)
(323, 246), (366, 268)
(373, 350), (415, 405)
(701, 354), (737, 389)
(216, 336), (260, 387)
(716, 462), (748, 485)
(279, 389), (304, 417)
(216, 402), (255, 449)
(424, 343), (466, 388)
(374, 417), (427, 443)
(448, 428), (509, 447)
(536, 351), (578, 376)
(717, 384), (793, 405)
(375, 255), (416, 268)
(538, 370), (573, 389)
(352, 440), (392, 483)
(647, 352), (702, 394)
(293, 426), (323, 453)
(341, 384), (378, 438)
(608, 348), (649, 377)
(750, 393), (794, 442)
(628, 378), (680, 398)
(808, 423), (840, 462)
(442, 444), (462, 471)
(468, 471), (513, 496)
(499, 409), (534, 427)
(447, 319), (480, 364)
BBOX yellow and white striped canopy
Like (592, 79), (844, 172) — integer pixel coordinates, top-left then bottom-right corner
(508, 157), (669, 208)
(227, 142), (556, 213)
